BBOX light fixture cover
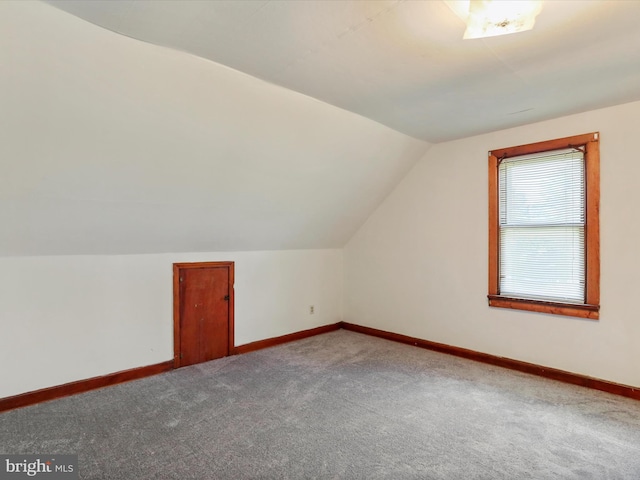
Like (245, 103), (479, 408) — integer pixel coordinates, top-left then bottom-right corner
(464, 0), (543, 39)
(445, 0), (543, 39)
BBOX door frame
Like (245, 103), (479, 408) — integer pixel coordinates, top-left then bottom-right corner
(173, 261), (235, 368)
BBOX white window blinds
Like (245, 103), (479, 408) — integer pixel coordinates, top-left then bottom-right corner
(498, 148), (585, 303)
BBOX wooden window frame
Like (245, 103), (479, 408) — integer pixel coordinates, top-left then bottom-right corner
(488, 132), (600, 319)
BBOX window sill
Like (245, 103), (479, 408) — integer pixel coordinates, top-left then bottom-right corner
(487, 295), (599, 320)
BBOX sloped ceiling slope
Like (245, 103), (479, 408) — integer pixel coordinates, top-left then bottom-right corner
(0, 1), (429, 256)
(44, 0), (640, 143)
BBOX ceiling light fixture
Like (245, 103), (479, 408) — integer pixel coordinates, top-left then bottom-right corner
(445, 0), (544, 39)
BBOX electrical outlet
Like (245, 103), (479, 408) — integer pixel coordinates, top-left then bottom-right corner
(309, 305), (315, 315)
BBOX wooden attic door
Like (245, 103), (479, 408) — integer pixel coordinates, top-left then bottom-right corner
(173, 262), (234, 368)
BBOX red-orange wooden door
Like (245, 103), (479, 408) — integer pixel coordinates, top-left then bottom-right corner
(174, 262), (234, 367)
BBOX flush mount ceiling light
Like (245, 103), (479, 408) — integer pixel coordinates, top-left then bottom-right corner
(445, 0), (544, 39)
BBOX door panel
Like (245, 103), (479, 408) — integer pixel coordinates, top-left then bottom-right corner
(174, 263), (234, 367)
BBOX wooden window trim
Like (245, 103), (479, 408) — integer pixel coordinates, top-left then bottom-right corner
(488, 132), (600, 320)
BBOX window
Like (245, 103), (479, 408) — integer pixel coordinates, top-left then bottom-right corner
(488, 133), (600, 319)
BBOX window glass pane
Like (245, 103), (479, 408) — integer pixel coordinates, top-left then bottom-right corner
(500, 226), (585, 302)
(499, 151), (584, 226)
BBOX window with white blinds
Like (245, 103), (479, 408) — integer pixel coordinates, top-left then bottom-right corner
(487, 132), (600, 319)
(498, 149), (585, 303)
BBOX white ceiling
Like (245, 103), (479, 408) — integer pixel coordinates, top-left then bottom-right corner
(45, 0), (640, 143)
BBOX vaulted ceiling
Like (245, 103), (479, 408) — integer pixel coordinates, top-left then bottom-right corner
(3, 1), (640, 256)
(1, 1), (427, 255)
(45, 0), (640, 142)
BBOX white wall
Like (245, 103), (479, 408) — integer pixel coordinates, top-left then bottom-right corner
(345, 100), (640, 389)
(0, 1), (404, 400)
(0, 1), (428, 256)
(0, 249), (342, 398)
